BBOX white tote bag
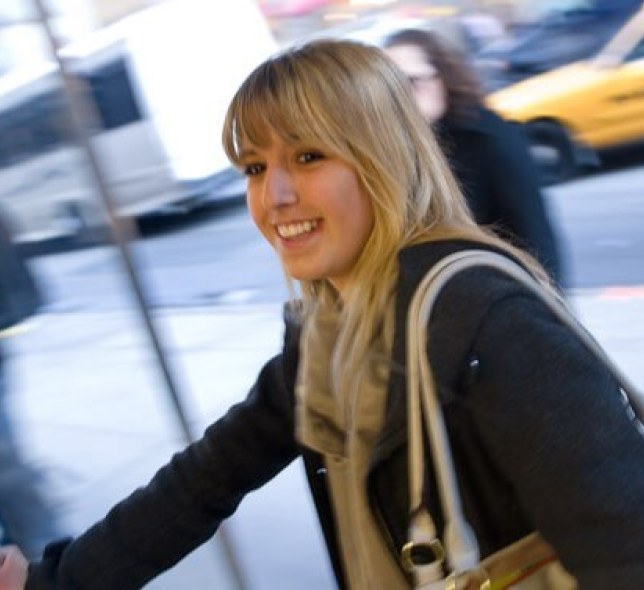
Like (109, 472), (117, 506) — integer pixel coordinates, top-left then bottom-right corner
(404, 249), (644, 590)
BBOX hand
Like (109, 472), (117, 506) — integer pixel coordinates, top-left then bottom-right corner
(0, 546), (27, 589)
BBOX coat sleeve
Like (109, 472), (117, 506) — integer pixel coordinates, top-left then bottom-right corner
(465, 293), (644, 588)
(26, 352), (299, 590)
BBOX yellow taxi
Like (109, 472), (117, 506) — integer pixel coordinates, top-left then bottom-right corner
(487, 6), (644, 183)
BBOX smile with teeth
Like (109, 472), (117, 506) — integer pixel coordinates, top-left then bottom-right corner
(276, 219), (319, 239)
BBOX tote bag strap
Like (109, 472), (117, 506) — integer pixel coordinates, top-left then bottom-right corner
(405, 249), (644, 584)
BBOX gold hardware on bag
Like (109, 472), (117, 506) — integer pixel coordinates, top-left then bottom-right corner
(401, 538), (445, 572)
(446, 568), (492, 590)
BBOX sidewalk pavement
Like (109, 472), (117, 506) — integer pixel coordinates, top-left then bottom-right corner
(6, 289), (644, 589)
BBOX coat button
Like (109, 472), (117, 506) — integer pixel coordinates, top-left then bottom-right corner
(463, 355), (481, 388)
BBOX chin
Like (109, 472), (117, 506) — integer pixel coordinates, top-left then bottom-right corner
(285, 268), (323, 283)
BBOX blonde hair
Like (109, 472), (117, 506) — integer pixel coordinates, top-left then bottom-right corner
(223, 39), (549, 396)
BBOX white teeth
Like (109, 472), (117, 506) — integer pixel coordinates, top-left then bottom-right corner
(277, 219), (318, 238)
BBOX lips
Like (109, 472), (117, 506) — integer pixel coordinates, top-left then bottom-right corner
(276, 219), (319, 239)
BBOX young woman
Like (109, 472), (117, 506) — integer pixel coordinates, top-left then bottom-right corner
(1, 39), (644, 590)
(384, 28), (564, 286)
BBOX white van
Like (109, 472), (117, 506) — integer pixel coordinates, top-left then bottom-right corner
(0, 0), (277, 244)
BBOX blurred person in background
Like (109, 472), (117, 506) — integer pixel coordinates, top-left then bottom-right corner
(2, 39), (644, 590)
(384, 28), (565, 287)
(0, 211), (64, 560)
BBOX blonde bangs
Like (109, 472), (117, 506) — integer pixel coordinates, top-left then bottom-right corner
(223, 52), (354, 166)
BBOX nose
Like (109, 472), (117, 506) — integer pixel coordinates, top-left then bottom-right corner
(263, 166), (296, 208)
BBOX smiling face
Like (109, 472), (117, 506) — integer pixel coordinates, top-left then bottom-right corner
(240, 131), (374, 297)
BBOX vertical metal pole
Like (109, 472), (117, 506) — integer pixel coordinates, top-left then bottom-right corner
(27, 1), (248, 588)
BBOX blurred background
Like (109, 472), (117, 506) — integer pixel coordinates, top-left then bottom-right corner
(0, 0), (643, 588)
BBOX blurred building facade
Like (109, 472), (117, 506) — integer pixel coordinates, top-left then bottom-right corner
(0, 0), (595, 71)
(0, 0), (168, 74)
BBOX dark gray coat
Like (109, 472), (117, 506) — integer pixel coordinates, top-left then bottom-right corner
(437, 107), (564, 285)
(27, 240), (644, 590)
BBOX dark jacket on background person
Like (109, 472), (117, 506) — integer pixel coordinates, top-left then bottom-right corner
(26, 240), (644, 590)
(0, 215), (41, 332)
(436, 106), (564, 286)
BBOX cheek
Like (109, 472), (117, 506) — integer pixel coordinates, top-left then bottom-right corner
(415, 88), (441, 121)
(246, 186), (263, 227)
(246, 187), (274, 245)
(346, 189), (375, 245)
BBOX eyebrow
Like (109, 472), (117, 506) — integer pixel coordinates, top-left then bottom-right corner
(237, 147), (259, 160)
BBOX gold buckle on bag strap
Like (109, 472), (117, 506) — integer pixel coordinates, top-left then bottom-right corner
(401, 539), (445, 572)
(446, 570), (492, 590)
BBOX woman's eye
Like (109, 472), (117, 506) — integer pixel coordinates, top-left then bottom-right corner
(298, 151), (324, 164)
(243, 163), (264, 176)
